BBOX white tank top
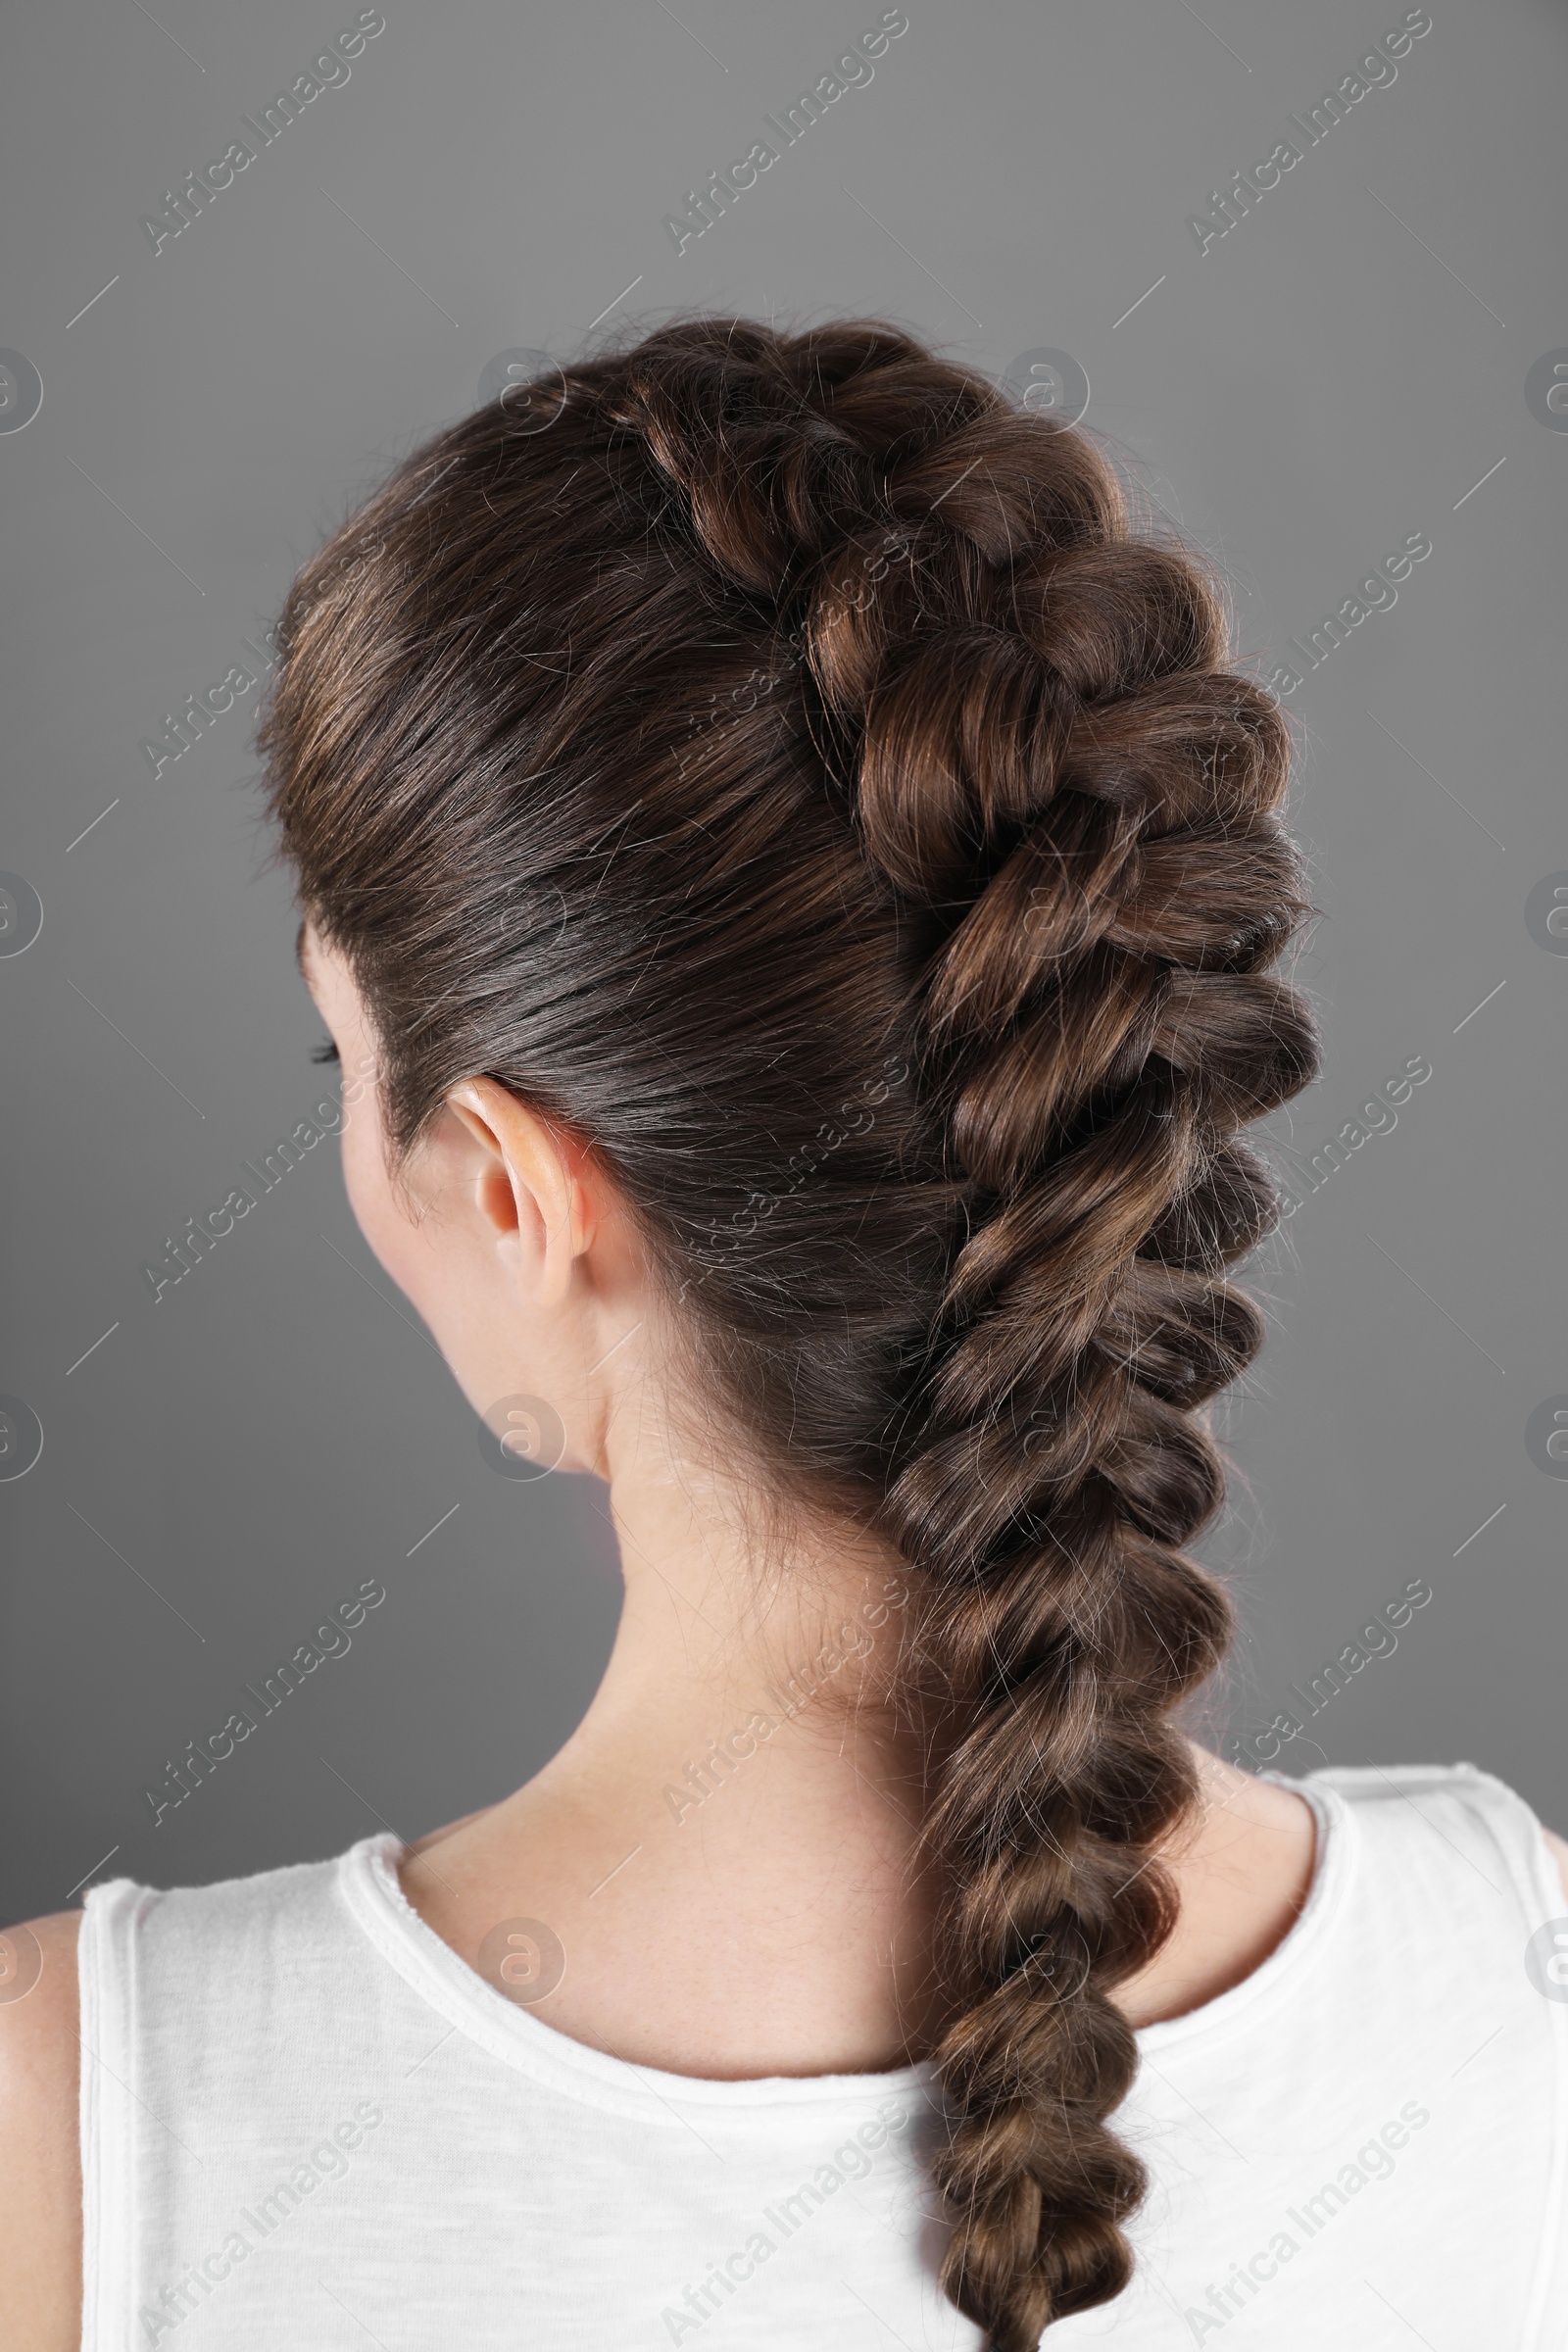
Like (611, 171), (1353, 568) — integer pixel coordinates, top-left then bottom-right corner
(80, 1762), (1568, 2349)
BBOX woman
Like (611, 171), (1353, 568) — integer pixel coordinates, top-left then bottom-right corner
(5, 315), (1565, 2349)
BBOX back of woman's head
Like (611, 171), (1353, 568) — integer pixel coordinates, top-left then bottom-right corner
(257, 312), (1320, 2347)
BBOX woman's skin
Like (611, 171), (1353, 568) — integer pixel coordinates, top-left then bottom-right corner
(4, 918), (1565, 2344)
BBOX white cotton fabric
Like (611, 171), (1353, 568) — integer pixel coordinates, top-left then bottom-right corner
(79, 1761), (1568, 2350)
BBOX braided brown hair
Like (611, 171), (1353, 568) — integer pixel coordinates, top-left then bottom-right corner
(257, 314), (1320, 2347)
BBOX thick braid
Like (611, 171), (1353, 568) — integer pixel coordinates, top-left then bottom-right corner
(590, 320), (1320, 2344)
(845, 432), (1316, 2344)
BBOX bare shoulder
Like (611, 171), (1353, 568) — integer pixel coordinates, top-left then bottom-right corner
(0, 1911), (83, 2348)
(1542, 1826), (1568, 1903)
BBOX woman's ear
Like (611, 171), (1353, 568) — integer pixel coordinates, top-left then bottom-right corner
(446, 1080), (597, 1297)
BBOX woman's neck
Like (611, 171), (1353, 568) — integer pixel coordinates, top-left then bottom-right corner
(397, 1453), (1318, 2079)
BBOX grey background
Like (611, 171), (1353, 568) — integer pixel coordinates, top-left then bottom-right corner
(0, 0), (1562, 1926)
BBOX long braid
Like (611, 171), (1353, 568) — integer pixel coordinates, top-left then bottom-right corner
(264, 313), (1321, 2347)
(598, 321), (1318, 2343)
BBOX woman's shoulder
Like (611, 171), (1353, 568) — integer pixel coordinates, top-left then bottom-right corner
(0, 1909), (83, 2349)
(0, 1843), (370, 2344)
(1257, 1753), (1568, 1920)
(1302, 1755), (1568, 1890)
(1122, 1753), (1568, 2031)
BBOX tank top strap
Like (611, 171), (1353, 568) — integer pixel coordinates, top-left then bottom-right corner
(77, 1851), (363, 2347)
(1295, 1760), (1568, 2347)
(1298, 1759), (1566, 1931)
(79, 1878), (156, 2343)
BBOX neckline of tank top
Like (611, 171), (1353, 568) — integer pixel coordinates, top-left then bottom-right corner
(333, 1774), (1351, 2122)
